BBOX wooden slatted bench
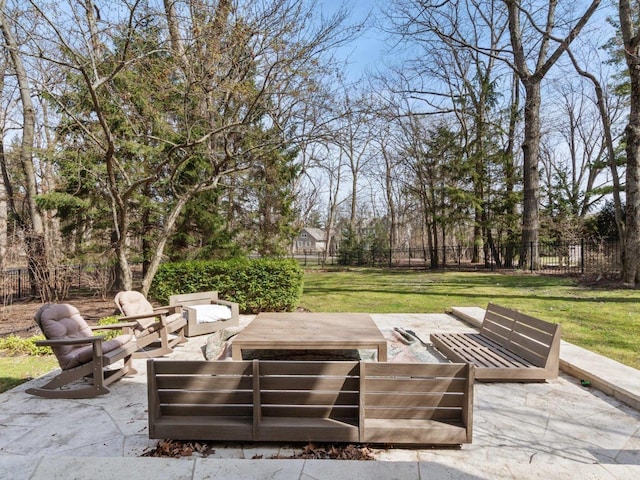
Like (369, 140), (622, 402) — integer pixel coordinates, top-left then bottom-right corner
(430, 303), (561, 382)
(147, 359), (474, 446)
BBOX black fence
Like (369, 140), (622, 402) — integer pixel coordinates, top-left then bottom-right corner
(1, 241), (622, 302)
(0, 263), (144, 303)
(294, 239), (622, 277)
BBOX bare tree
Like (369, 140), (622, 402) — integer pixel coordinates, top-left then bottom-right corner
(566, 47), (626, 245)
(540, 78), (610, 234)
(504, 0), (601, 267)
(0, 0), (49, 297)
(332, 88), (375, 235)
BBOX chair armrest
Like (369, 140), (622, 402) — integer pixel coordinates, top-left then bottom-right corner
(215, 299), (239, 317)
(116, 311), (163, 321)
(116, 312), (166, 325)
(153, 305), (181, 316)
(90, 322), (138, 331)
(34, 336), (105, 347)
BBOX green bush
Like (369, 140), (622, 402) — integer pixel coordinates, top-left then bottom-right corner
(0, 315), (125, 357)
(96, 315), (123, 340)
(150, 258), (304, 314)
(0, 335), (52, 356)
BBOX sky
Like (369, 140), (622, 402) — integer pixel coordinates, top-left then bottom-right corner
(316, 0), (389, 80)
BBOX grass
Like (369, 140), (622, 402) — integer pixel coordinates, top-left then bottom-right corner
(0, 355), (58, 393)
(1, 269), (639, 394)
(299, 269), (640, 370)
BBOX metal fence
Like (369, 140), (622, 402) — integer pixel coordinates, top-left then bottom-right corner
(294, 240), (623, 277)
(1, 241), (622, 302)
(0, 263), (133, 303)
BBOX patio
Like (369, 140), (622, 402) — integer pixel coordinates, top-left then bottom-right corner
(1, 311), (639, 479)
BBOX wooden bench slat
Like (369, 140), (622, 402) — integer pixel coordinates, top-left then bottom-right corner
(516, 311), (560, 333)
(366, 392), (465, 408)
(262, 405), (359, 418)
(156, 376), (254, 390)
(366, 377), (467, 393)
(432, 333), (536, 369)
(162, 405), (254, 416)
(259, 376), (359, 391)
(512, 320), (556, 344)
(152, 416), (254, 441)
(159, 390), (254, 404)
(152, 360), (253, 375)
(257, 417), (360, 442)
(259, 361), (359, 376)
(364, 407), (464, 421)
(363, 418), (469, 445)
(261, 390), (359, 406)
(364, 362), (467, 377)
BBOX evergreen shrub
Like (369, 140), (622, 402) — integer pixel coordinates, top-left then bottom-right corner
(150, 258), (303, 314)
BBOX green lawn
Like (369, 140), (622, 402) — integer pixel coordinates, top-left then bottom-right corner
(0, 355), (58, 393)
(299, 269), (640, 370)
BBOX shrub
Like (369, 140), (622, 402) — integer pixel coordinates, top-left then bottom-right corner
(0, 335), (52, 356)
(97, 315), (123, 340)
(150, 258), (303, 314)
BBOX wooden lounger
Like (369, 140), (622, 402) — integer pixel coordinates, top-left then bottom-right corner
(431, 303), (561, 382)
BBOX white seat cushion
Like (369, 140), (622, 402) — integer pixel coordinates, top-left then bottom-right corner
(189, 304), (232, 323)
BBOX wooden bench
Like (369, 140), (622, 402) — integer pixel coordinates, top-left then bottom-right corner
(147, 359), (474, 446)
(430, 303), (561, 382)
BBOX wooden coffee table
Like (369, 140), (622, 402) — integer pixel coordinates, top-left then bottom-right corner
(231, 312), (387, 361)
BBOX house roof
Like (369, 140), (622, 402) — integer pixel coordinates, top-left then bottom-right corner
(302, 227), (326, 241)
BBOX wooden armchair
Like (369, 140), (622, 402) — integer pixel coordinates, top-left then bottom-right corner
(26, 303), (139, 399)
(169, 291), (239, 337)
(114, 291), (187, 358)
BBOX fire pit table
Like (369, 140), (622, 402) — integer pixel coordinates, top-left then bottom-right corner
(231, 312), (388, 361)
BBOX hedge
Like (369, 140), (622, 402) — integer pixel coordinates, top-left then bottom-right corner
(149, 258), (303, 314)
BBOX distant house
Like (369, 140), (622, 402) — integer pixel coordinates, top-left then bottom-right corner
(294, 227), (327, 253)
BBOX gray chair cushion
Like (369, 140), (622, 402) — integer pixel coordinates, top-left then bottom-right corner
(115, 290), (183, 329)
(35, 303), (133, 370)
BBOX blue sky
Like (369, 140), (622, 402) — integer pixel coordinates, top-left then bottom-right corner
(316, 0), (388, 80)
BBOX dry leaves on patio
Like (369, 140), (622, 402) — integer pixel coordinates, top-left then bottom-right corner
(140, 440), (375, 461)
(278, 443), (375, 461)
(141, 440), (215, 458)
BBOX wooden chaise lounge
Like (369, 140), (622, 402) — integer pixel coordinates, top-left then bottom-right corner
(430, 303), (561, 382)
(147, 359), (474, 446)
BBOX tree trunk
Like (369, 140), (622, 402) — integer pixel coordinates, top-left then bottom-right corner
(505, 0), (601, 271)
(383, 150), (397, 257)
(520, 80), (541, 269)
(620, 0), (640, 284)
(0, 67), (6, 271)
(1, 3), (48, 296)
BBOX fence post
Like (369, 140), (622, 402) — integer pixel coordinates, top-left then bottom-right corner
(581, 238), (585, 274)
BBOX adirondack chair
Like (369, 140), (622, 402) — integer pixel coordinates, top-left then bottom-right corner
(26, 303), (139, 399)
(114, 291), (187, 357)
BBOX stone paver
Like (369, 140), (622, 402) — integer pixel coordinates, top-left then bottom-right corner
(0, 312), (639, 479)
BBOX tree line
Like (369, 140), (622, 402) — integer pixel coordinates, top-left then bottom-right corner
(1, 0), (639, 301)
